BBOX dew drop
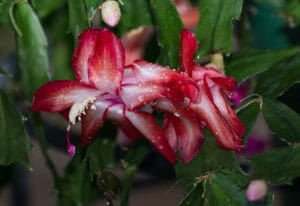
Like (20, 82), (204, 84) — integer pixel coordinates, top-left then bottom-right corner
(138, 95), (144, 102)
(22, 116), (28, 121)
(174, 112), (180, 117)
(158, 145), (164, 150)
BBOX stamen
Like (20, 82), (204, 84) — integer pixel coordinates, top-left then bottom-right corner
(66, 124), (76, 156)
(69, 97), (96, 124)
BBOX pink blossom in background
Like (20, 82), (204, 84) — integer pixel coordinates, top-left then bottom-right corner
(246, 180), (268, 201)
(231, 80), (251, 106)
(174, 0), (199, 29)
(122, 0), (200, 65)
(122, 27), (153, 65)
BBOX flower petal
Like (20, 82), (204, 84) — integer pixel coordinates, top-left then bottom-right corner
(180, 29), (198, 76)
(154, 99), (204, 163)
(165, 112), (204, 164)
(163, 117), (178, 151)
(125, 110), (178, 164)
(190, 81), (243, 151)
(72, 29), (101, 84)
(210, 85), (245, 138)
(122, 66), (139, 85)
(211, 76), (236, 91)
(121, 82), (184, 109)
(192, 66), (237, 90)
(106, 103), (142, 140)
(131, 60), (199, 101)
(81, 99), (142, 145)
(132, 60), (182, 83)
(31, 80), (101, 112)
(88, 29), (125, 94)
(192, 66), (223, 81)
(81, 98), (114, 145)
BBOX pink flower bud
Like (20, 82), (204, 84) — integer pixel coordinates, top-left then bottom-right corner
(246, 180), (268, 201)
(100, 0), (121, 27)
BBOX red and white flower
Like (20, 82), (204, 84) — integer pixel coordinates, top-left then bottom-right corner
(32, 29), (195, 164)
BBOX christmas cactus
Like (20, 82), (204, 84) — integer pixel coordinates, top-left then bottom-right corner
(1, 0), (300, 205)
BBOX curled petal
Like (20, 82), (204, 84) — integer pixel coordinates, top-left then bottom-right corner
(190, 82), (243, 151)
(88, 29), (125, 94)
(192, 66), (224, 80)
(210, 85), (245, 138)
(180, 29), (198, 76)
(165, 112), (204, 164)
(106, 104), (142, 140)
(125, 111), (178, 164)
(81, 98), (114, 145)
(121, 83), (184, 109)
(132, 60), (199, 101)
(72, 29), (101, 84)
(163, 117), (177, 151)
(192, 66), (237, 90)
(31, 81), (101, 112)
(211, 77), (236, 91)
(155, 99), (204, 163)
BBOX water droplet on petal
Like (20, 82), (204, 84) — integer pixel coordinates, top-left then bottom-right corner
(22, 116), (28, 121)
(138, 95), (144, 102)
(174, 112), (180, 117)
(158, 145), (164, 150)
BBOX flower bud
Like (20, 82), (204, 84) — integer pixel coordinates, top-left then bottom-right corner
(100, 0), (121, 27)
(246, 180), (268, 201)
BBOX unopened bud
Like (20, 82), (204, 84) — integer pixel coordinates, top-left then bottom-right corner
(246, 180), (268, 201)
(100, 0), (121, 27)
